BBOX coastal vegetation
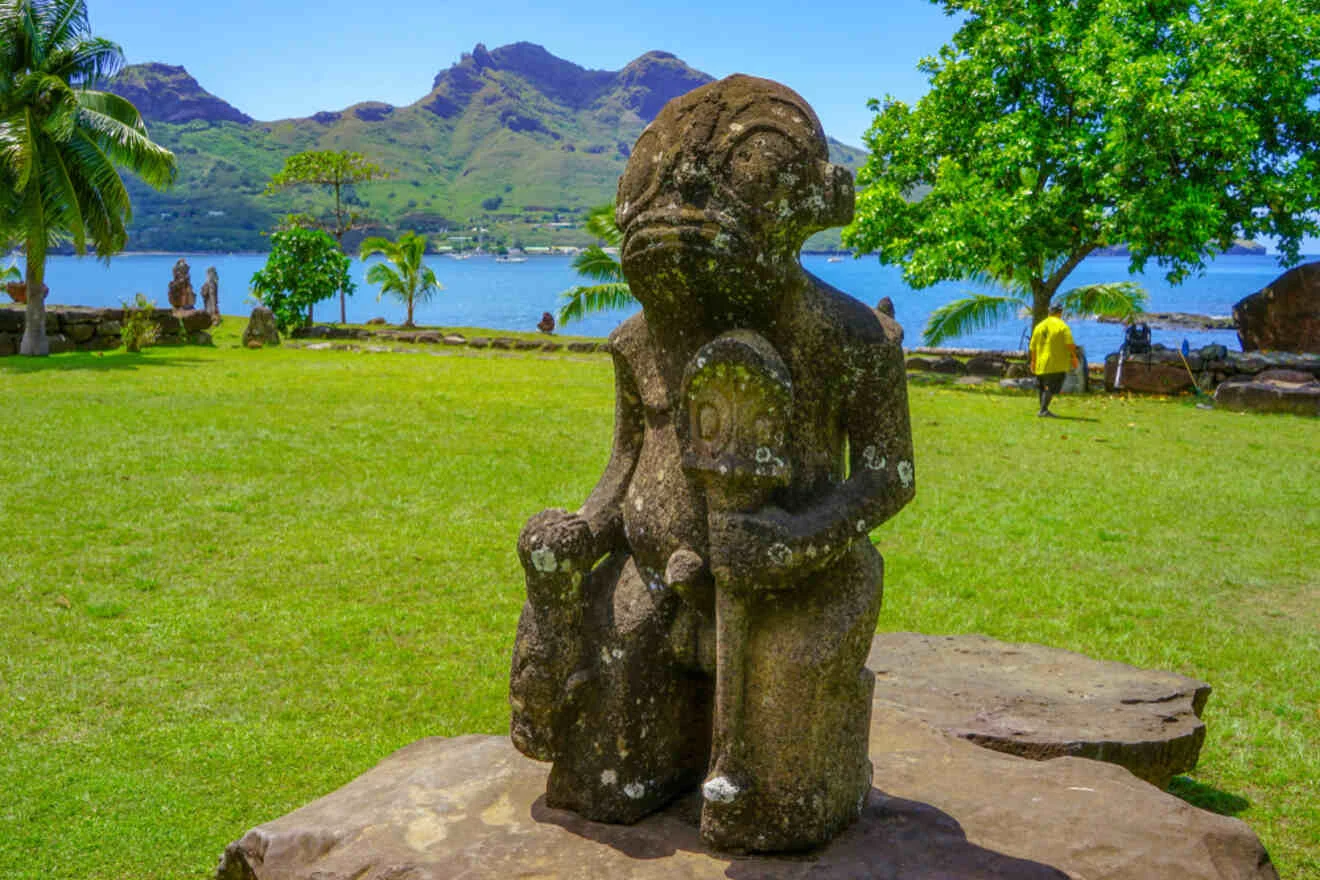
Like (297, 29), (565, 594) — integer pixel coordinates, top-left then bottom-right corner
(360, 230), (443, 328)
(0, 0), (176, 356)
(264, 150), (391, 323)
(844, 0), (1320, 329)
(0, 327), (1315, 879)
(556, 201), (630, 326)
(922, 277), (1148, 347)
(249, 227), (353, 332)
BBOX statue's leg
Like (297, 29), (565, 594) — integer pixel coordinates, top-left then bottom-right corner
(701, 542), (883, 853)
(546, 556), (712, 824)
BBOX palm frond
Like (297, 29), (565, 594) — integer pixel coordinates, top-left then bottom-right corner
(583, 202), (621, 246)
(922, 294), (1028, 347)
(557, 283), (635, 326)
(1055, 282), (1149, 320)
(570, 245), (624, 284)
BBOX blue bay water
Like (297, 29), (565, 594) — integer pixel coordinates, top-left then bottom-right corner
(33, 251), (1299, 354)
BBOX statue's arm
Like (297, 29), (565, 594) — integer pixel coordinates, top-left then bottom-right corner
(517, 350), (642, 575)
(709, 337), (914, 590)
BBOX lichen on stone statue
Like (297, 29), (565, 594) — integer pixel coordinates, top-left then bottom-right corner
(201, 267), (220, 322)
(509, 75), (914, 854)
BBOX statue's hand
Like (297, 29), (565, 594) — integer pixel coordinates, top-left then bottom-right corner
(708, 505), (801, 592)
(517, 508), (597, 580)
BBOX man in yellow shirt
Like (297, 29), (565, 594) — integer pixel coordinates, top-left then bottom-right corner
(1029, 304), (1078, 418)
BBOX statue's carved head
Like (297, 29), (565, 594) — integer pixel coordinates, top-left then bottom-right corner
(616, 75), (853, 324)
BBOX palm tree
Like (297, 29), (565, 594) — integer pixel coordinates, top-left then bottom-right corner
(557, 202), (633, 326)
(922, 272), (1149, 348)
(360, 230), (442, 327)
(0, 0), (176, 355)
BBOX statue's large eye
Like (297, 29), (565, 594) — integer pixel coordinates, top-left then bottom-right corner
(618, 130), (662, 220)
(725, 131), (801, 207)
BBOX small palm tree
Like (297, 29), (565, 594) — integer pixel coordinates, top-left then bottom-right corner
(923, 272), (1148, 347)
(557, 202), (633, 326)
(360, 231), (442, 327)
(0, 0), (176, 355)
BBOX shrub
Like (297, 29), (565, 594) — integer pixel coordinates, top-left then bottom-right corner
(120, 294), (159, 353)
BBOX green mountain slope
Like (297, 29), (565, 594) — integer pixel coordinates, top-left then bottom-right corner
(107, 44), (869, 253)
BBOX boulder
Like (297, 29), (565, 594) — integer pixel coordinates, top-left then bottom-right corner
(367, 316), (387, 325)
(242, 307), (280, 348)
(192, 330), (213, 346)
(491, 337), (516, 350)
(1105, 351), (1194, 394)
(415, 332), (441, 344)
(905, 356), (934, 371)
(1005, 362), (1031, 379)
(468, 337), (491, 349)
(1233, 261), (1320, 353)
(867, 633), (1209, 788)
(514, 339), (542, 351)
(0, 333), (17, 356)
(965, 355), (1008, 377)
(46, 333), (74, 354)
(180, 309), (214, 334)
(540, 341), (563, 352)
(930, 356), (967, 375)
(0, 307), (23, 334)
(66, 323), (96, 343)
(1214, 375), (1320, 416)
(443, 335), (466, 346)
(215, 719), (1276, 880)
(566, 341), (597, 353)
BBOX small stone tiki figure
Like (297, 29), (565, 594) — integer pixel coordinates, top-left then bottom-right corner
(201, 267), (220, 322)
(510, 75), (914, 854)
(167, 258), (196, 310)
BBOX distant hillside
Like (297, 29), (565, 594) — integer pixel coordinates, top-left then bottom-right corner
(104, 45), (869, 253)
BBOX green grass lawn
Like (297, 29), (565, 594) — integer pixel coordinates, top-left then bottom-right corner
(1, 321), (1316, 879)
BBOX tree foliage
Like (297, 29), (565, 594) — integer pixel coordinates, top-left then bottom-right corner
(0, 0), (176, 355)
(843, 0), (1320, 328)
(557, 202), (633, 326)
(250, 227), (354, 334)
(923, 280), (1147, 347)
(359, 230), (442, 328)
(264, 149), (390, 323)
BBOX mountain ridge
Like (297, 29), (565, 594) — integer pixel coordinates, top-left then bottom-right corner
(103, 44), (867, 253)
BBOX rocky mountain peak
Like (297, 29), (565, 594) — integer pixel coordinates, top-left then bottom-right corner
(105, 63), (252, 125)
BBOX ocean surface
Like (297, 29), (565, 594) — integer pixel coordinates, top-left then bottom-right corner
(30, 252), (1305, 354)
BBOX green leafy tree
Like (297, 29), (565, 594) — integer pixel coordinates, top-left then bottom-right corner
(250, 227), (354, 334)
(264, 150), (390, 324)
(557, 202), (632, 326)
(0, 0), (176, 356)
(843, 0), (1320, 331)
(923, 277), (1148, 347)
(359, 230), (442, 328)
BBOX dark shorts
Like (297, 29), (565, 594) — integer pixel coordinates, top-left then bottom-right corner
(1036, 372), (1066, 394)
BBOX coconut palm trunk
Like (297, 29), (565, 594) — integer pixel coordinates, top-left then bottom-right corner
(19, 243), (46, 355)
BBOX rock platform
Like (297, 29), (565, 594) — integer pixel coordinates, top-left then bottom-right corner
(215, 635), (1273, 880)
(867, 632), (1210, 787)
(215, 713), (1274, 880)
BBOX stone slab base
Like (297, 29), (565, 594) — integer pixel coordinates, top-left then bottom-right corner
(868, 633), (1210, 787)
(215, 712), (1275, 880)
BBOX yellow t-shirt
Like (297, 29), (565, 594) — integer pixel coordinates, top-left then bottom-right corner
(1030, 315), (1075, 375)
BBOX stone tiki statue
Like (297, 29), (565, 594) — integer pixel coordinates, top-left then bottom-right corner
(167, 258), (196, 310)
(509, 75), (914, 854)
(201, 267), (221, 322)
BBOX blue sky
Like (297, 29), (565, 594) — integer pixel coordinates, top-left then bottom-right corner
(90, 0), (961, 146)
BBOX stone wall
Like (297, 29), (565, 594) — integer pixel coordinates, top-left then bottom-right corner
(0, 305), (213, 355)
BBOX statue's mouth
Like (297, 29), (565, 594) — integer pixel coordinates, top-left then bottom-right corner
(620, 209), (750, 265)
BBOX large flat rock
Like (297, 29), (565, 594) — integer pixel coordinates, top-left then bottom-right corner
(868, 633), (1209, 787)
(215, 713), (1274, 880)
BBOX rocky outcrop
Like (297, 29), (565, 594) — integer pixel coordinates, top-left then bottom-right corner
(1234, 261), (1320, 353)
(105, 63), (252, 125)
(214, 717), (1277, 880)
(1097, 311), (1236, 331)
(1215, 372), (1320, 416)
